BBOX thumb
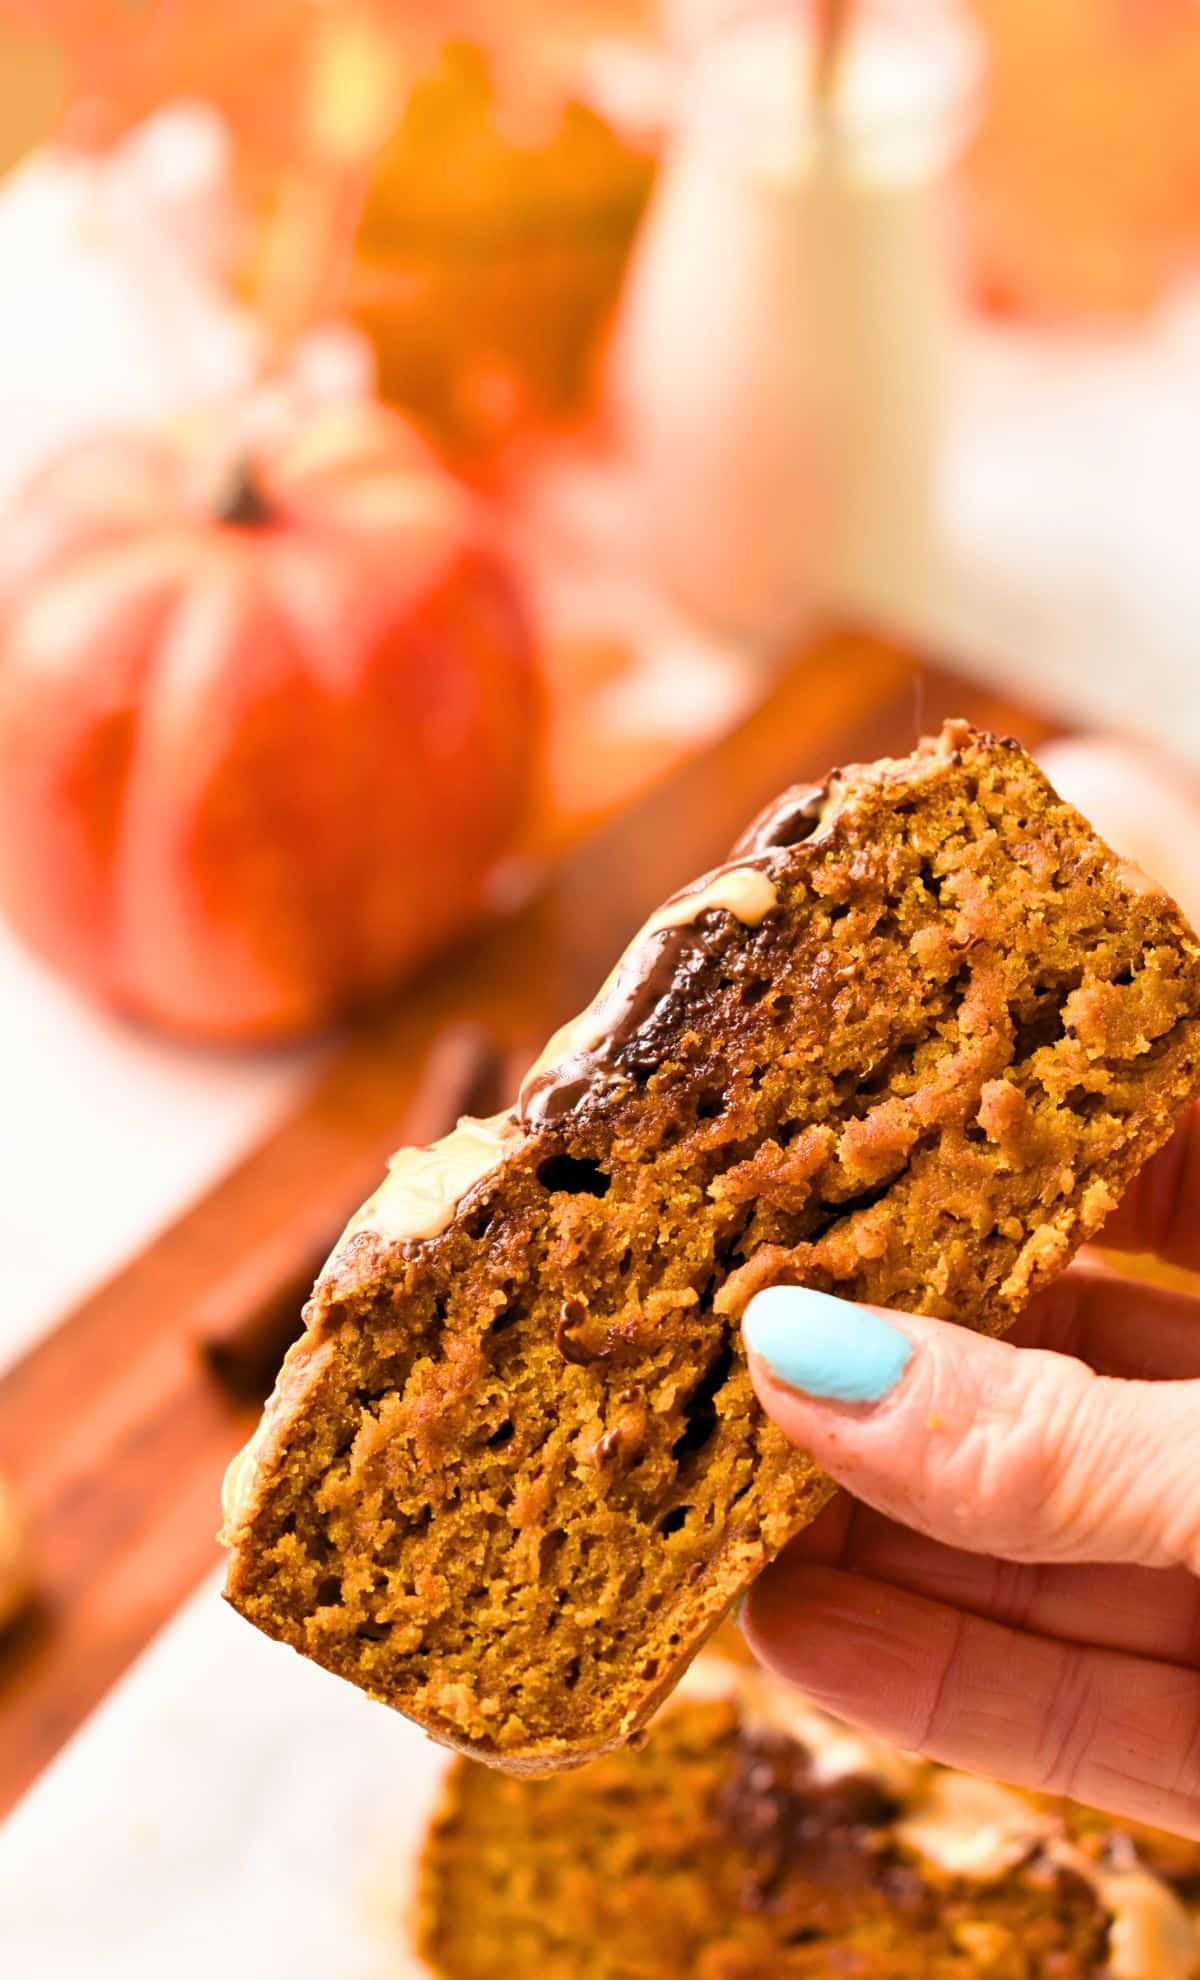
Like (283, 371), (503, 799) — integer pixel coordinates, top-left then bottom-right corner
(743, 1286), (1200, 1572)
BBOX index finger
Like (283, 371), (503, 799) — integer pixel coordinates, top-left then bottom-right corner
(1099, 1101), (1200, 1271)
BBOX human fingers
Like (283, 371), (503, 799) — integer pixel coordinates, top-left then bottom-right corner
(1004, 1263), (1200, 1380)
(743, 1286), (1200, 1569)
(1099, 1102), (1200, 1272)
(786, 1495), (1200, 1664)
(743, 1558), (1200, 1839)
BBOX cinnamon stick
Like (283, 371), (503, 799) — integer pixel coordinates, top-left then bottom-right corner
(0, 1479), (32, 1636)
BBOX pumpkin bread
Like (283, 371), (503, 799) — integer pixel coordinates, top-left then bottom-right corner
(221, 721), (1200, 1772)
(418, 1665), (1200, 1979)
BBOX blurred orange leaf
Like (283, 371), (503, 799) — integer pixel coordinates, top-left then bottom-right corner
(345, 40), (655, 458)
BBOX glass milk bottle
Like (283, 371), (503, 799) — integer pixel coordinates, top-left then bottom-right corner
(609, 0), (982, 641)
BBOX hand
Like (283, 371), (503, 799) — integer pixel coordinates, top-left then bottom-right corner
(740, 1102), (1200, 1838)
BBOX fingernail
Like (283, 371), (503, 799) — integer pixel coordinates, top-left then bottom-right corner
(743, 1287), (912, 1404)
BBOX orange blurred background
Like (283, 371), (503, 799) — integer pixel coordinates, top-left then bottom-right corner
(1, 0), (1199, 1045)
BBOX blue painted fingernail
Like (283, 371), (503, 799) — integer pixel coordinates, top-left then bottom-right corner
(743, 1287), (912, 1404)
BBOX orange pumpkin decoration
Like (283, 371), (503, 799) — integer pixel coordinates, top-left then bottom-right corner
(0, 403), (540, 1040)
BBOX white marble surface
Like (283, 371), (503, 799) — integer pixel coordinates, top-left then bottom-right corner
(0, 1569), (447, 1980)
(4, 287), (1200, 1975)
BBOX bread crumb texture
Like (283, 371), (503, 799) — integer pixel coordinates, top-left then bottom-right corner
(417, 1674), (1200, 1980)
(223, 723), (1200, 1770)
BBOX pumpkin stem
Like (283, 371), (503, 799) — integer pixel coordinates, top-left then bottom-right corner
(213, 456), (275, 528)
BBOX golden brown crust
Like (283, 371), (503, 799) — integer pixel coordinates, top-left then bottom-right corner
(222, 722), (1200, 1773)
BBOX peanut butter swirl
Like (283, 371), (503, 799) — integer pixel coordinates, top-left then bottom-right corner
(219, 868), (781, 1542)
(518, 862), (780, 1128)
(683, 1664), (1199, 1980)
(336, 1113), (524, 1250)
(332, 864), (780, 1249)
(903, 1780), (1198, 1980)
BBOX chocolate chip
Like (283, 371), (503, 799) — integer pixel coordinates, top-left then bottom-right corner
(555, 1297), (601, 1365)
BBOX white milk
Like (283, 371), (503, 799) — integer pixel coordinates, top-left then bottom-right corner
(610, 2), (981, 640)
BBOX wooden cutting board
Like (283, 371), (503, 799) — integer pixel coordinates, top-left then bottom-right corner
(0, 627), (1058, 1817)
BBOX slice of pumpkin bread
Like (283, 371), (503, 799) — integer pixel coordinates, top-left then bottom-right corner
(417, 1665), (1200, 1980)
(221, 721), (1200, 1773)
